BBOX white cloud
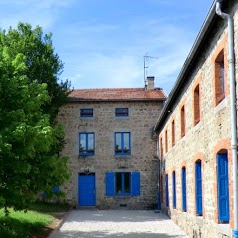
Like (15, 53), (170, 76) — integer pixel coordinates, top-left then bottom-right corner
(59, 17), (194, 94)
(0, 0), (75, 30)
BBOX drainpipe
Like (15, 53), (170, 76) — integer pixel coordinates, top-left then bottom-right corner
(156, 135), (161, 210)
(216, 1), (238, 237)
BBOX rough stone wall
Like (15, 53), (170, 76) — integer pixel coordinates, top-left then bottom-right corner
(58, 100), (163, 209)
(158, 1), (238, 238)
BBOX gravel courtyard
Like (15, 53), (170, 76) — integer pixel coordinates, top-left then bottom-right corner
(49, 210), (189, 238)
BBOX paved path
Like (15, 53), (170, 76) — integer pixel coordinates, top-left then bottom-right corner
(49, 210), (189, 238)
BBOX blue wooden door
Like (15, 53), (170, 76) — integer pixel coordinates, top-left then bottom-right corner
(172, 171), (176, 208)
(78, 174), (95, 206)
(165, 174), (169, 206)
(195, 161), (202, 215)
(217, 153), (229, 223)
(182, 167), (187, 212)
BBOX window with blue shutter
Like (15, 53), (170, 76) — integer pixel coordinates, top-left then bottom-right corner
(195, 160), (203, 215)
(172, 171), (176, 209)
(182, 167), (187, 212)
(106, 172), (140, 196)
(165, 174), (169, 207)
(217, 153), (229, 223)
(106, 172), (115, 196)
(131, 172), (140, 196)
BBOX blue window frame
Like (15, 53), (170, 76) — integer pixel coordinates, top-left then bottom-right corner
(165, 174), (169, 207)
(79, 133), (95, 156)
(106, 172), (140, 196)
(116, 172), (131, 195)
(195, 160), (203, 215)
(182, 167), (187, 212)
(172, 171), (176, 209)
(115, 108), (128, 117)
(115, 132), (131, 155)
(80, 108), (93, 117)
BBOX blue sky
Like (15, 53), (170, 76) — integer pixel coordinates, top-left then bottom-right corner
(0, 0), (214, 94)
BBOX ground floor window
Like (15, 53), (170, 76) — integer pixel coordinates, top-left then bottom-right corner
(165, 174), (169, 206)
(195, 160), (202, 215)
(182, 167), (187, 212)
(217, 152), (229, 223)
(172, 171), (176, 209)
(106, 172), (140, 196)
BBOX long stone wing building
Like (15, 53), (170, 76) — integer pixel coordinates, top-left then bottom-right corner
(58, 77), (166, 209)
(154, 0), (238, 237)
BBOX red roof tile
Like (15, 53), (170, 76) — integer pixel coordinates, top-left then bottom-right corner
(68, 88), (167, 102)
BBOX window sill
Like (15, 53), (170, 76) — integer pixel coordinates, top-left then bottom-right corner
(78, 155), (95, 158)
(217, 223), (232, 237)
(217, 93), (225, 105)
(193, 120), (201, 132)
(214, 96), (227, 114)
(115, 153), (131, 156)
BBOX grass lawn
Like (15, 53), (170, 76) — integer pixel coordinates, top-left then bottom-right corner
(0, 202), (70, 238)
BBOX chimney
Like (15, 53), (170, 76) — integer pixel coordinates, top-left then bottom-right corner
(146, 76), (155, 90)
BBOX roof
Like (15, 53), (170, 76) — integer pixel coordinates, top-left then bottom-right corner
(68, 88), (167, 102)
(154, 0), (229, 132)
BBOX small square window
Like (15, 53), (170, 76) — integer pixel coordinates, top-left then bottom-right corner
(115, 108), (128, 117)
(80, 108), (93, 117)
(115, 132), (131, 155)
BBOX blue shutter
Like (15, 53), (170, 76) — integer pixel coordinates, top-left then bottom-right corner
(217, 153), (229, 223)
(195, 161), (203, 215)
(106, 172), (115, 196)
(182, 167), (187, 212)
(52, 186), (59, 193)
(172, 171), (176, 209)
(165, 174), (169, 206)
(131, 172), (140, 196)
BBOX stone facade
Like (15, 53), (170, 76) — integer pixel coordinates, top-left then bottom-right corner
(155, 1), (238, 237)
(58, 92), (165, 209)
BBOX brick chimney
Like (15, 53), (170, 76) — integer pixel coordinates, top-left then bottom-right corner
(146, 76), (155, 90)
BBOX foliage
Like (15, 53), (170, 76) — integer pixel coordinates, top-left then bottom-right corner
(0, 23), (71, 213)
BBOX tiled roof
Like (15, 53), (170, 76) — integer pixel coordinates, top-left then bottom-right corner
(68, 88), (167, 102)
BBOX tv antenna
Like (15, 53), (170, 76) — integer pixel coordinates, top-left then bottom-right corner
(144, 52), (158, 86)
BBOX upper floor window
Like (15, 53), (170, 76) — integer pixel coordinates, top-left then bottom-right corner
(181, 105), (185, 137)
(165, 130), (168, 153)
(115, 108), (128, 117)
(160, 137), (163, 158)
(194, 84), (200, 125)
(215, 50), (225, 105)
(172, 120), (175, 146)
(79, 133), (95, 156)
(115, 132), (131, 155)
(80, 108), (93, 117)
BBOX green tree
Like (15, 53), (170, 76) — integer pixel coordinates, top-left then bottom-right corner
(0, 23), (71, 213)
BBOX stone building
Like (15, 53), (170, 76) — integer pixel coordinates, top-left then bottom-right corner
(154, 0), (238, 237)
(58, 77), (166, 209)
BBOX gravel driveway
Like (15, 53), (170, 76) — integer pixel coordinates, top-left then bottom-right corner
(49, 210), (189, 238)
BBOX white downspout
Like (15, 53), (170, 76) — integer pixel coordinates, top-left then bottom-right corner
(216, 1), (238, 237)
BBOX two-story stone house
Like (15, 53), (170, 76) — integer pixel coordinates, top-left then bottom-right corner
(58, 77), (166, 209)
(154, 0), (238, 237)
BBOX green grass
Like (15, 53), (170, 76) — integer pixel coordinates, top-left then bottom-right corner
(0, 202), (70, 238)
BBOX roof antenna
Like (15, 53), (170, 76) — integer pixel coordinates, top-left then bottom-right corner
(144, 53), (158, 87)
